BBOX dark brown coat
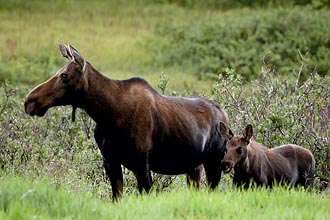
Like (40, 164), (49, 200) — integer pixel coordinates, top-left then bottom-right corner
(24, 41), (229, 201)
(219, 122), (315, 188)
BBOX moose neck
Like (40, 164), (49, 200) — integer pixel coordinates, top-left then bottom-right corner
(76, 63), (120, 123)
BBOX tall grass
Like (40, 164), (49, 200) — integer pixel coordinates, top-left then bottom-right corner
(0, 177), (107, 219)
(1, 177), (330, 220)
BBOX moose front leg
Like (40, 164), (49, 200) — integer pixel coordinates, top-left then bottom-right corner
(103, 157), (123, 202)
(94, 126), (123, 202)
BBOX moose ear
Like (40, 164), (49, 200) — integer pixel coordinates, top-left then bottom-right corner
(219, 121), (234, 140)
(57, 40), (71, 60)
(68, 44), (86, 70)
(243, 124), (253, 142)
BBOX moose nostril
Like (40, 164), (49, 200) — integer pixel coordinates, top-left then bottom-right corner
(24, 97), (39, 115)
(221, 161), (227, 168)
(24, 102), (34, 115)
(221, 161), (231, 169)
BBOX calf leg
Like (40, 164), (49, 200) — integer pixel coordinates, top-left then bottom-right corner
(297, 156), (315, 188)
(305, 158), (316, 187)
(299, 168), (315, 188)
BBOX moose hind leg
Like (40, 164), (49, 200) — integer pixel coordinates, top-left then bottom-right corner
(203, 159), (222, 189)
(134, 154), (153, 194)
(186, 165), (203, 188)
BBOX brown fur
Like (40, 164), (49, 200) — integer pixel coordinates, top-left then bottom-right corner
(24, 41), (229, 201)
(219, 122), (315, 188)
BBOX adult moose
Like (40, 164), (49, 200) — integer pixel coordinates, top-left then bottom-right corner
(24, 41), (229, 201)
(219, 122), (315, 188)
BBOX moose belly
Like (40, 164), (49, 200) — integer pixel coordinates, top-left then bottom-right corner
(110, 130), (208, 175)
(149, 145), (204, 175)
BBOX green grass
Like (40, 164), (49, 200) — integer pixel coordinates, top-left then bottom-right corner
(0, 177), (106, 220)
(0, 0), (215, 92)
(1, 177), (329, 220)
(2, 1), (328, 91)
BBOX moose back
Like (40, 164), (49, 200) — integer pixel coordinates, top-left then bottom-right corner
(24, 41), (229, 201)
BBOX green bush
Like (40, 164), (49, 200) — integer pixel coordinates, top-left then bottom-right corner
(152, 7), (330, 80)
(147, 0), (330, 9)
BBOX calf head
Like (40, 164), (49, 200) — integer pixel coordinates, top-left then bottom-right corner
(219, 122), (253, 173)
(24, 40), (87, 119)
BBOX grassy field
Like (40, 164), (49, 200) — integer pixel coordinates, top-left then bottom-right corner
(1, 177), (330, 220)
(0, 0), (216, 92)
(1, 1), (330, 219)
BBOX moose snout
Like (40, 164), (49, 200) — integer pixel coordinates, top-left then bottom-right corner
(221, 160), (233, 173)
(24, 97), (37, 116)
(24, 95), (47, 117)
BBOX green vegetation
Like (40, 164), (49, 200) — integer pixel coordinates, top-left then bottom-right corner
(0, 177), (106, 220)
(153, 7), (330, 80)
(1, 177), (330, 220)
(0, 0), (329, 219)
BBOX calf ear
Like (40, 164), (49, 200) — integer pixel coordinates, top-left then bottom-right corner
(68, 44), (86, 71)
(219, 121), (234, 140)
(243, 124), (253, 142)
(57, 40), (71, 60)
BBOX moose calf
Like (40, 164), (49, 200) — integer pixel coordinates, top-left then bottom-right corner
(219, 122), (315, 188)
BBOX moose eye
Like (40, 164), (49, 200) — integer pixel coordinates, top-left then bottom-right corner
(60, 73), (68, 81)
(236, 147), (243, 155)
